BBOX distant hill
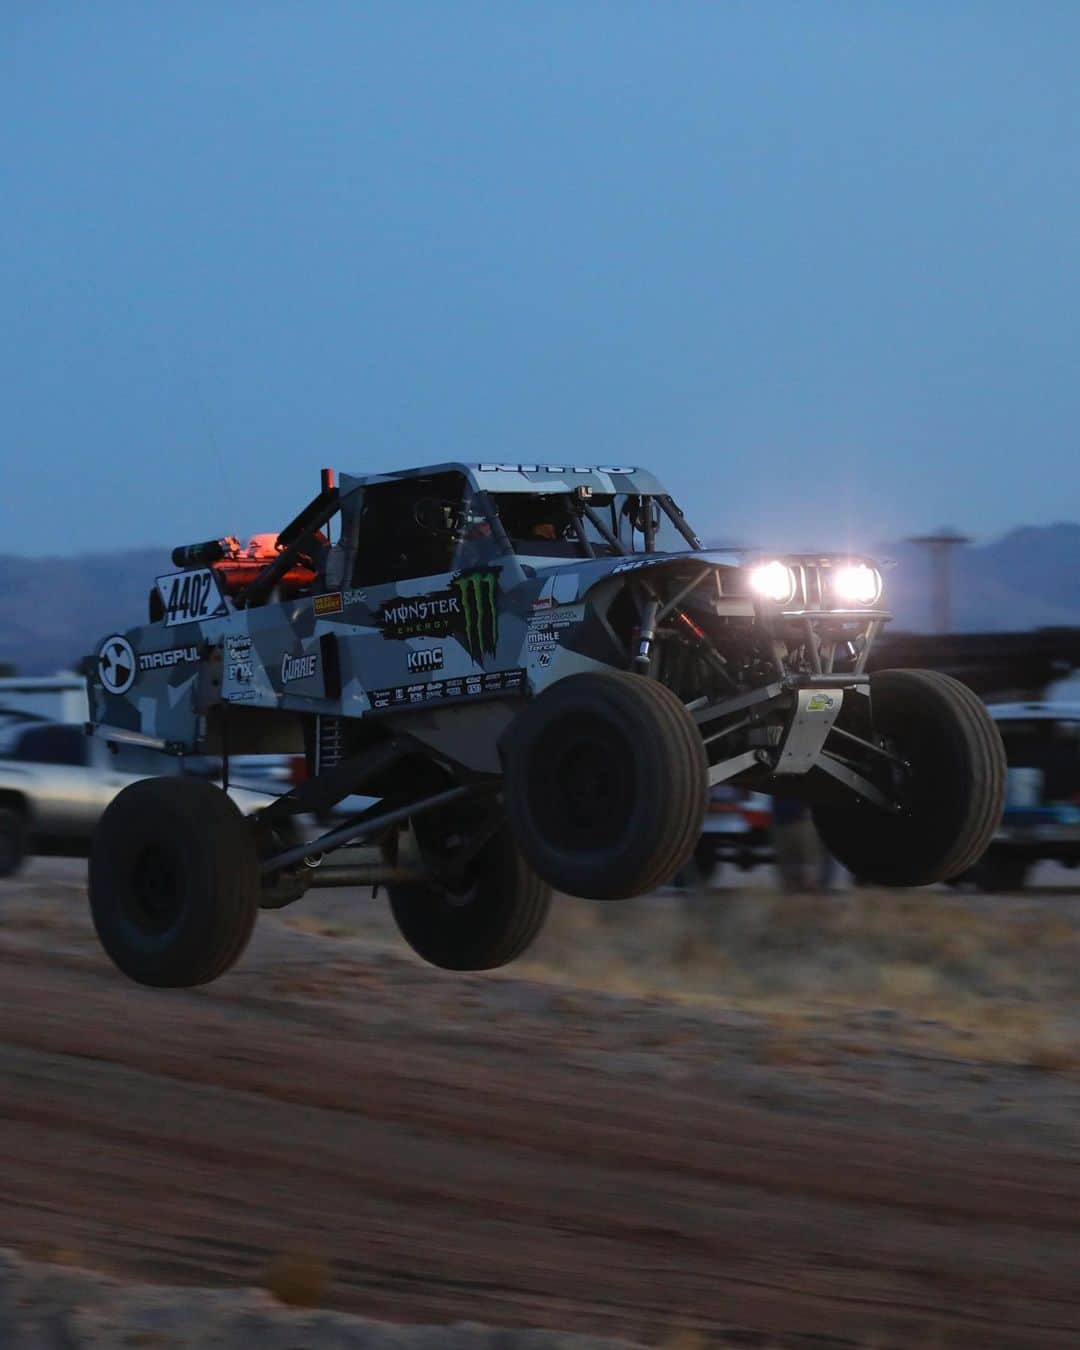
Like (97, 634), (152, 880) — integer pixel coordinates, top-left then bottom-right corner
(0, 549), (170, 675)
(884, 523), (1080, 632)
(2, 524), (1078, 675)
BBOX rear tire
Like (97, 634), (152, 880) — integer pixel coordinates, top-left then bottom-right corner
(0, 807), (28, 878)
(502, 671), (708, 899)
(812, 669), (1005, 887)
(89, 777), (259, 987)
(388, 826), (551, 970)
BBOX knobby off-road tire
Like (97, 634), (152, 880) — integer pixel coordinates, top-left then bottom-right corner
(813, 669), (1006, 887)
(0, 807), (28, 878)
(389, 825), (551, 971)
(501, 670), (709, 900)
(89, 777), (259, 987)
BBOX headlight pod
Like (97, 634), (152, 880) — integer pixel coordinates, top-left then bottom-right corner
(830, 563), (882, 606)
(748, 560), (798, 606)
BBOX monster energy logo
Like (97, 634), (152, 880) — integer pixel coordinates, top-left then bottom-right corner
(451, 568), (499, 664)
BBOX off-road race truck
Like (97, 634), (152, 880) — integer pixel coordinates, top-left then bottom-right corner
(87, 463), (1006, 987)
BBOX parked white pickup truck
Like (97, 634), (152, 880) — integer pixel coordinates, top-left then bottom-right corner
(0, 722), (264, 877)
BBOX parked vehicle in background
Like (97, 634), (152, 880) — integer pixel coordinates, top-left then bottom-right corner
(964, 702), (1080, 890)
(0, 722), (261, 878)
(691, 786), (773, 883)
(0, 673), (88, 725)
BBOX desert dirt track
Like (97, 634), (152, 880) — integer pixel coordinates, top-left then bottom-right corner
(0, 860), (1078, 1349)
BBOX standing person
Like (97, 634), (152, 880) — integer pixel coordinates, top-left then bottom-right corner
(772, 795), (818, 893)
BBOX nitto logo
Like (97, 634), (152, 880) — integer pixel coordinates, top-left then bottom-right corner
(407, 647), (444, 674)
(451, 569), (498, 664)
(281, 652), (318, 684)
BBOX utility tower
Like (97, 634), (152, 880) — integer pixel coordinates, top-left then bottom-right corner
(908, 530), (971, 634)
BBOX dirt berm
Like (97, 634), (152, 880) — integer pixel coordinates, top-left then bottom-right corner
(0, 1249), (641, 1350)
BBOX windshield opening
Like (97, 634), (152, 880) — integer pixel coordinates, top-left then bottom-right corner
(491, 492), (699, 561)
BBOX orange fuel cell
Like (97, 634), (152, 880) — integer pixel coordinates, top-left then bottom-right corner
(212, 533), (321, 599)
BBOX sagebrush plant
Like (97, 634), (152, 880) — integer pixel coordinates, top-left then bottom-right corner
(263, 1249), (329, 1307)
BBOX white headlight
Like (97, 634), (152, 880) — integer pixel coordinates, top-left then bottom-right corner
(831, 563), (882, 606)
(748, 560), (797, 605)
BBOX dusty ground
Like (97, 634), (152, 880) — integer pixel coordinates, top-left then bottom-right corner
(0, 858), (1077, 1349)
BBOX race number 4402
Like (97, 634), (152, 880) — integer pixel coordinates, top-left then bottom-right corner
(155, 569), (228, 627)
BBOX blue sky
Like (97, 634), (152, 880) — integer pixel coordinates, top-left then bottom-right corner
(3, 2), (1079, 556)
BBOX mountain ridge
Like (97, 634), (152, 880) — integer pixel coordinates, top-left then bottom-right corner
(2, 524), (1078, 675)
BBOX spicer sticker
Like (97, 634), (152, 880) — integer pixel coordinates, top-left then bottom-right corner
(370, 667), (526, 710)
(281, 652), (318, 685)
(155, 568), (227, 627)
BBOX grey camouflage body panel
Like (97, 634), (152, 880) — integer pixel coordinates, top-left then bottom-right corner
(86, 461), (881, 755)
(88, 553), (739, 751)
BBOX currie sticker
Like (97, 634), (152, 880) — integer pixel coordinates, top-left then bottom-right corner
(155, 568), (227, 627)
(407, 646), (444, 675)
(370, 667), (526, 711)
(281, 652), (318, 685)
(378, 567), (500, 666)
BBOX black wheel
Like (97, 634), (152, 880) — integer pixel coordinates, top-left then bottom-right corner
(388, 825), (551, 971)
(972, 853), (1029, 893)
(0, 807), (28, 878)
(502, 670), (708, 899)
(89, 777), (259, 987)
(812, 669), (1005, 887)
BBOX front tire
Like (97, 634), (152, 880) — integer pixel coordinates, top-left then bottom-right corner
(89, 777), (259, 987)
(813, 669), (1005, 887)
(502, 671), (708, 899)
(388, 826), (551, 970)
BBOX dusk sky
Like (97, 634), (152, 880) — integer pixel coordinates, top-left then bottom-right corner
(3, 3), (1079, 557)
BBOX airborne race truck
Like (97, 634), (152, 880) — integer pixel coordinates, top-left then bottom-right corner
(87, 463), (1005, 987)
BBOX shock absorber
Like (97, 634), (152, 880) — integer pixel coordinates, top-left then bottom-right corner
(633, 596), (660, 674)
